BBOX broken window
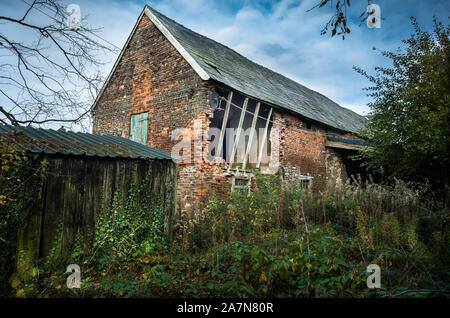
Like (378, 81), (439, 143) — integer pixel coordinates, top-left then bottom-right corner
(299, 176), (313, 189)
(209, 89), (273, 170)
(231, 174), (251, 192)
(130, 112), (149, 145)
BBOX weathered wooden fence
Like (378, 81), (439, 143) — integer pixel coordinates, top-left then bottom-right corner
(14, 154), (177, 280)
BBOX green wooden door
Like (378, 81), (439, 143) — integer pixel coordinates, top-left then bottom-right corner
(130, 112), (149, 145)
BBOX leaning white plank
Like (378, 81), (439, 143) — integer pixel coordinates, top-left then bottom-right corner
(256, 107), (273, 168)
(229, 97), (248, 164)
(242, 102), (260, 169)
(216, 91), (233, 159)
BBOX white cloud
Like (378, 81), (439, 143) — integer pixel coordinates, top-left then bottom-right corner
(2, 0), (447, 128)
(340, 104), (370, 116)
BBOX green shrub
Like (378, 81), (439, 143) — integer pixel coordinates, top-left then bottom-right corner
(18, 171), (449, 298)
(0, 148), (46, 297)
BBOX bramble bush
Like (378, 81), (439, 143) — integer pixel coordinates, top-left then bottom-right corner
(15, 171), (450, 298)
(172, 172), (448, 297)
(18, 168), (168, 297)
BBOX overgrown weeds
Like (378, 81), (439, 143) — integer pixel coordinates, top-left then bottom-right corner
(14, 172), (450, 298)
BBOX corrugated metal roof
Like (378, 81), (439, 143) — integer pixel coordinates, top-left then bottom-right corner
(0, 125), (172, 160)
(145, 6), (367, 134)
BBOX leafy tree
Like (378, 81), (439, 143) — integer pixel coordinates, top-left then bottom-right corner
(354, 17), (449, 186)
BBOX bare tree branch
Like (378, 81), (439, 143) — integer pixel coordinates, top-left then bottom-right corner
(308, 0), (373, 39)
(0, 0), (119, 130)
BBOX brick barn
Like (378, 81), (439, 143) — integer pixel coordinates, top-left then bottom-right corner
(92, 5), (367, 215)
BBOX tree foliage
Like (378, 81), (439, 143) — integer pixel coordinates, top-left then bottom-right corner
(354, 17), (450, 186)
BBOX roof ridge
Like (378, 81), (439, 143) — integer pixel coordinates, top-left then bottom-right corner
(147, 5), (260, 66)
(146, 5), (366, 133)
(92, 5), (366, 133)
(148, 5), (340, 105)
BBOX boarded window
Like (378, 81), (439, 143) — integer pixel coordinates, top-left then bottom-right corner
(130, 112), (149, 145)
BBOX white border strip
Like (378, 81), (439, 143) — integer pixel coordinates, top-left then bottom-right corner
(144, 7), (210, 81)
(92, 6), (210, 112)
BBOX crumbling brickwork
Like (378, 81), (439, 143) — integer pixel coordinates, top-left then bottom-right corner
(92, 13), (363, 218)
(92, 16), (233, 216)
(326, 148), (348, 188)
(270, 111), (327, 190)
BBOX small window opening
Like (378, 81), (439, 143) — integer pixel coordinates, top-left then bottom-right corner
(130, 112), (149, 145)
(232, 174), (251, 192)
(299, 175), (313, 189)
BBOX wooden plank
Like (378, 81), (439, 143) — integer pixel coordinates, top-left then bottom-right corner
(216, 91), (233, 159)
(229, 97), (248, 164)
(325, 140), (366, 151)
(256, 107), (273, 168)
(242, 102), (260, 169)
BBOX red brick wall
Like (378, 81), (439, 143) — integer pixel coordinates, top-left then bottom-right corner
(271, 111), (328, 190)
(174, 108), (233, 217)
(271, 110), (364, 190)
(92, 15), (208, 154)
(92, 15), (232, 217)
(92, 13), (363, 217)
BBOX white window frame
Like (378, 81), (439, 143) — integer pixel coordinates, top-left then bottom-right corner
(231, 173), (251, 192)
(299, 175), (313, 189)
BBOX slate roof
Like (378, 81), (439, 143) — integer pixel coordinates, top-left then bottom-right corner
(145, 6), (367, 134)
(0, 125), (172, 160)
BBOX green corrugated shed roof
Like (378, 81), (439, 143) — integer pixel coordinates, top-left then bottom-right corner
(0, 125), (172, 160)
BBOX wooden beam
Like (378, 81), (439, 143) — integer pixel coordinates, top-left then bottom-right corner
(242, 102), (260, 169)
(216, 91), (233, 159)
(229, 97), (248, 164)
(256, 107), (273, 168)
(325, 140), (367, 151)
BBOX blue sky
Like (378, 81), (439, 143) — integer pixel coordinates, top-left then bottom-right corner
(143, 0), (448, 115)
(1, 0), (448, 129)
